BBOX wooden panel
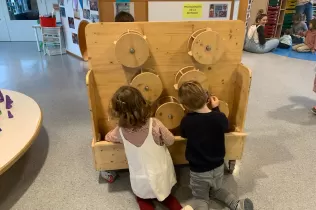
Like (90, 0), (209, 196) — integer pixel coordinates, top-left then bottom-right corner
(92, 132), (247, 171)
(230, 63), (252, 132)
(134, 2), (148, 21)
(238, 0), (249, 22)
(98, 2), (114, 22)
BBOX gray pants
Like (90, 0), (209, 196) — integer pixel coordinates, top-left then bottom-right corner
(244, 36), (279, 54)
(189, 164), (238, 210)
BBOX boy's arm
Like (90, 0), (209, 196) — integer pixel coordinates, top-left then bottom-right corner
(218, 113), (229, 133)
(180, 119), (187, 138)
(154, 118), (175, 146)
(104, 126), (123, 143)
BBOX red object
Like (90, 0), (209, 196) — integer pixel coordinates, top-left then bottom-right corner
(136, 195), (182, 210)
(40, 17), (56, 27)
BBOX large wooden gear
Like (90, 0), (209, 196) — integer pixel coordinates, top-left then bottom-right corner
(130, 70), (163, 102)
(187, 28), (225, 65)
(174, 66), (208, 90)
(114, 30), (150, 68)
(155, 96), (185, 130)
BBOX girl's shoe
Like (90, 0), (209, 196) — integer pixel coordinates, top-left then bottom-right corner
(311, 106), (316, 114)
(236, 198), (253, 210)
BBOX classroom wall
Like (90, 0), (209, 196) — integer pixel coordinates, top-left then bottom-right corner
(59, 0), (99, 57)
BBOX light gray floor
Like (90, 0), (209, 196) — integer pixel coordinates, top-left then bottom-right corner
(0, 42), (316, 210)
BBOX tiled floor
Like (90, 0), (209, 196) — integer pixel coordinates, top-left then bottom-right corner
(0, 42), (316, 210)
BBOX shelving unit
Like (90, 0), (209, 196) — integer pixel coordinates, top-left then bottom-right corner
(41, 27), (66, 56)
(265, 0), (288, 38)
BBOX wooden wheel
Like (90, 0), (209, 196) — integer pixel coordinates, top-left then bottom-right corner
(155, 97), (185, 130)
(114, 30), (149, 68)
(207, 100), (230, 117)
(187, 28), (224, 64)
(174, 66), (208, 90)
(130, 71), (163, 102)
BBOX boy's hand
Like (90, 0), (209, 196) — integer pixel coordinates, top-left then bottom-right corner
(210, 96), (219, 108)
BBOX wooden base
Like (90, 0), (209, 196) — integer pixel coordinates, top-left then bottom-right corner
(92, 132), (246, 171)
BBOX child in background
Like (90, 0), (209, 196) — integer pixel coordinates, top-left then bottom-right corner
(105, 86), (182, 210)
(312, 72), (316, 114)
(290, 14), (308, 44)
(293, 19), (316, 52)
(178, 81), (253, 210)
(115, 11), (134, 22)
(278, 29), (292, 49)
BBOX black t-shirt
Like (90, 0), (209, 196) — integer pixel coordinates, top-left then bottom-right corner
(180, 107), (229, 172)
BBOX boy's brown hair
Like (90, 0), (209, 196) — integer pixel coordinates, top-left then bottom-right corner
(178, 81), (208, 111)
(109, 86), (151, 128)
(115, 11), (134, 22)
(310, 19), (316, 30)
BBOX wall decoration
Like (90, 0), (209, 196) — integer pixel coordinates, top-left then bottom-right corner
(73, 0), (78, 9)
(59, 0), (64, 6)
(90, 14), (99, 23)
(182, 3), (203, 18)
(79, 0), (83, 9)
(74, 9), (80, 19)
(68, 17), (75, 29)
(83, 9), (90, 19)
(89, 0), (98, 11)
(114, 2), (135, 18)
(209, 3), (228, 18)
(72, 33), (78, 44)
(60, 7), (66, 17)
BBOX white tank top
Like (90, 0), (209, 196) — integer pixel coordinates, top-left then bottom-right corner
(119, 118), (177, 201)
(247, 25), (260, 44)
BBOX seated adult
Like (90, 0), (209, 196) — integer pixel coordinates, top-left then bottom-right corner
(244, 10), (279, 54)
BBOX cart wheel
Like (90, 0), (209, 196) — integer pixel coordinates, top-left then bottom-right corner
(228, 160), (236, 174)
(100, 171), (118, 183)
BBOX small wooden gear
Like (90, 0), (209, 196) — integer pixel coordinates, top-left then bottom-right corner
(155, 96), (185, 130)
(174, 66), (208, 90)
(114, 30), (149, 68)
(187, 28), (224, 65)
(130, 70), (163, 102)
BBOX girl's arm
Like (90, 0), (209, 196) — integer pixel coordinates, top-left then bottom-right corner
(153, 118), (175, 146)
(105, 126), (123, 143)
(257, 25), (266, 45)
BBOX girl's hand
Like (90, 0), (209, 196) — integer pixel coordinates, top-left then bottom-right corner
(210, 96), (220, 108)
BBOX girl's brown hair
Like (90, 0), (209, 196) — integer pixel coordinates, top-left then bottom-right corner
(310, 19), (316, 30)
(255, 9), (267, 24)
(109, 86), (151, 128)
(178, 81), (208, 111)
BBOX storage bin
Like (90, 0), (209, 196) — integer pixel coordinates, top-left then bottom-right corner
(40, 17), (56, 27)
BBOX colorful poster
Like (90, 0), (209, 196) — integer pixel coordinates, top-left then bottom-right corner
(79, 0), (83, 9)
(90, 14), (99, 22)
(183, 3), (202, 18)
(59, 0), (64, 6)
(114, 3), (134, 18)
(209, 4), (228, 18)
(83, 9), (90, 19)
(73, 0), (78, 9)
(60, 7), (66, 17)
(74, 9), (80, 19)
(68, 17), (75, 29)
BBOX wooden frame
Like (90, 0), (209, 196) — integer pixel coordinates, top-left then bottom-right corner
(85, 21), (252, 171)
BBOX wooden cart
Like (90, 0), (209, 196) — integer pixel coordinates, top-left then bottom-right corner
(85, 20), (251, 182)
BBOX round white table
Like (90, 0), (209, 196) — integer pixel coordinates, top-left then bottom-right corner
(0, 89), (42, 175)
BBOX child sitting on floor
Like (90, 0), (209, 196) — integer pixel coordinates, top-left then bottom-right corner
(105, 86), (182, 210)
(278, 29), (292, 49)
(178, 81), (253, 210)
(290, 14), (308, 44)
(293, 19), (316, 53)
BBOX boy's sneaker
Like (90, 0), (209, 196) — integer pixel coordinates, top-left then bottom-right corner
(311, 106), (316, 114)
(236, 198), (253, 210)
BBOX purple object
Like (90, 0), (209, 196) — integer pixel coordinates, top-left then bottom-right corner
(8, 111), (13, 119)
(5, 95), (13, 103)
(0, 91), (4, 102)
(6, 101), (12, 109)
(0, 128), (2, 132)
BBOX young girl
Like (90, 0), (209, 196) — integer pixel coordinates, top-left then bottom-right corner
(290, 13), (308, 44)
(244, 9), (279, 54)
(293, 19), (316, 53)
(105, 86), (182, 210)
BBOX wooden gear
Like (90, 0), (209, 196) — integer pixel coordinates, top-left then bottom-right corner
(187, 28), (225, 65)
(86, 21), (252, 173)
(155, 96), (185, 130)
(130, 70), (163, 102)
(174, 66), (208, 90)
(114, 30), (149, 68)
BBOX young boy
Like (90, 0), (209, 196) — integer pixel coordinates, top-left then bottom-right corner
(278, 29), (292, 49)
(178, 81), (253, 210)
(115, 11), (134, 22)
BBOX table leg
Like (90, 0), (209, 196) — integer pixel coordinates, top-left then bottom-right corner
(34, 28), (40, 52)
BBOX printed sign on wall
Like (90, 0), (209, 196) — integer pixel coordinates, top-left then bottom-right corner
(183, 3), (203, 18)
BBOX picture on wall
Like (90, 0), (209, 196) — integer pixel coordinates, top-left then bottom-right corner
(114, 3), (134, 18)
(68, 17), (75, 29)
(74, 9), (80, 19)
(209, 3), (228, 18)
(72, 33), (78, 44)
(59, 0), (64, 6)
(60, 7), (66, 17)
(89, 0), (98, 11)
(83, 9), (90, 19)
(90, 14), (99, 23)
